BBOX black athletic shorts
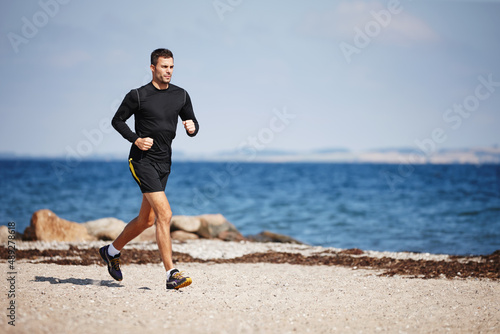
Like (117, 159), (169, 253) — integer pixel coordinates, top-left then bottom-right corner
(128, 158), (170, 193)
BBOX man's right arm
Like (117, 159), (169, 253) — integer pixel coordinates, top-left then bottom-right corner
(111, 90), (140, 144)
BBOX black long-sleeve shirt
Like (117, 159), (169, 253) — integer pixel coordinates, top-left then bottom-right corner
(112, 82), (199, 162)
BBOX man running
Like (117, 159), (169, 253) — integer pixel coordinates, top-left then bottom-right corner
(100, 48), (199, 290)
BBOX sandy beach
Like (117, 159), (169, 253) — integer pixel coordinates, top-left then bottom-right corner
(1, 240), (499, 333)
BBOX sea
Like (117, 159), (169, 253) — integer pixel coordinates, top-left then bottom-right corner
(1, 159), (499, 256)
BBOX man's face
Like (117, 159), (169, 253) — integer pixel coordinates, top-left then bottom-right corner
(151, 57), (174, 86)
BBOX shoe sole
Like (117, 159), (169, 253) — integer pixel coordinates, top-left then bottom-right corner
(168, 277), (192, 290)
(99, 248), (123, 281)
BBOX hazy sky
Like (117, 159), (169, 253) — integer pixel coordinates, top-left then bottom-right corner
(1, 0), (499, 158)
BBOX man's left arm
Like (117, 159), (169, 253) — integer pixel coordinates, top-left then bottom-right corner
(179, 91), (199, 137)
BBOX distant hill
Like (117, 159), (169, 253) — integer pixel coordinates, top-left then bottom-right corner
(2, 147), (499, 164)
(173, 147), (500, 164)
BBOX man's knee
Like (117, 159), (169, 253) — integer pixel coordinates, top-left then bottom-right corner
(157, 209), (172, 225)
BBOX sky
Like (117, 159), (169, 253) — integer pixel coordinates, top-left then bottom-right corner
(1, 0), (499, 159)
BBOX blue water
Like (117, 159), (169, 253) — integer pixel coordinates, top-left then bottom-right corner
(1, 159), (499, 256)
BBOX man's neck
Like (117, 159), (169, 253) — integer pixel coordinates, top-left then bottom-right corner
(152, 80), (168, 90)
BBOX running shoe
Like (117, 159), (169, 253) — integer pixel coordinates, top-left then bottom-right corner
(166, 269), (192, 289)
(99, 245), (123, 281)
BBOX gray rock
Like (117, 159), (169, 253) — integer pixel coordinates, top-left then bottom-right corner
(247, 230), (303, 244)
(217, 230), (246, 242)
(171, 215), (202, 233)
(83, 217), (126, 241)
(198, 214), (239, 239)
(171, 230), (199, 241)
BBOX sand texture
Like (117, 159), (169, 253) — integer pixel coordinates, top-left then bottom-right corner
(1, 240), (499, 333)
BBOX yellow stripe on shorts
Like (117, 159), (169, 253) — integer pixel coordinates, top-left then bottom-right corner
(129, 158), (141, 184)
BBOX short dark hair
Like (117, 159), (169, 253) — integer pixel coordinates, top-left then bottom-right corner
(151, 48), (174, 66)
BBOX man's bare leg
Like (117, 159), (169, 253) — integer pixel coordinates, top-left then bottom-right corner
(99, 195), (155, 281)
(143, 191), (174, 271)
(143, 191), (192, 289)
(112, 195), (156, 251)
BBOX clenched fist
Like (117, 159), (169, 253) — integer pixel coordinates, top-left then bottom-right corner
(183, 120), (196, 134)
(135, 137), (154, 151)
